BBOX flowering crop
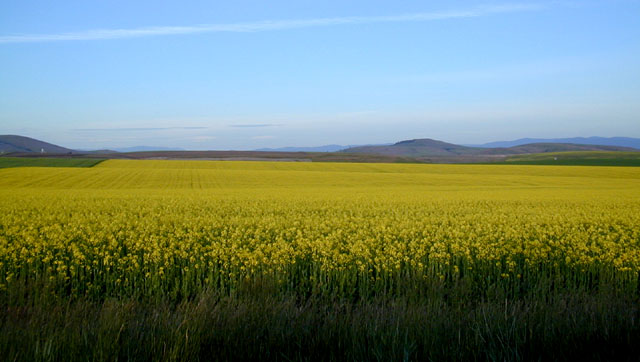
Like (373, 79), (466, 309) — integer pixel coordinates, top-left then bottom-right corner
(1, 160), (639, 299)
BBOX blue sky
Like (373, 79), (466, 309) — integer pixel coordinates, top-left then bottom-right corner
(1, 0), (639, 150)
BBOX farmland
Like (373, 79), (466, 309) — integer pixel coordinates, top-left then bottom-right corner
(0, 157), (105, 169)
(504, 151), (640, 166)
(1, 160), (640, 360)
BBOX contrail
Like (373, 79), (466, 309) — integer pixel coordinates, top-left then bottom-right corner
(0, 4), (543, 44)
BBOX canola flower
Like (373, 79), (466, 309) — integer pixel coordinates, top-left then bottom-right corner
(0, 160), (639, 299)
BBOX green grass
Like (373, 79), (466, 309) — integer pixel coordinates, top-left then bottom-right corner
(504, 151), (640, 166)
(2, 286), (639, 361)
(0, 157), (104, 169)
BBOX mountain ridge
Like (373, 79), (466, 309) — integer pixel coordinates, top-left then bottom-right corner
(0, 135), (74, 154)
(342, 138), (639, 157)
(470, 137), (640, 149)
(2, 134), (639, 159)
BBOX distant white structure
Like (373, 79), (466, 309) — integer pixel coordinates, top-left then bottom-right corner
(41, 148), (45, 154)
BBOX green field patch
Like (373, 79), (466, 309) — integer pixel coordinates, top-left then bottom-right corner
(0, 157), (105, 169)
(504, 151), (640, 166)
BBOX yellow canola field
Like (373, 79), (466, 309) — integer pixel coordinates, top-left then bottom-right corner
(1, 160), (639, 298)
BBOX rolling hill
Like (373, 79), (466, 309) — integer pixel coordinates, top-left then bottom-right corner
(342, 138), (639, 157)
(0, 135), (74, 154)
(472, 137), (640, 149)
(342, 139), (477, 157)
(2, 135), (639, 165)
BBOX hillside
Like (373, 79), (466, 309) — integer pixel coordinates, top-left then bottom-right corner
(2, 135), (639, 163)
(343, 139), (479, 157)
(475, 137), (640, 149)
(111, 150), (419, 163)
(481, 143), (637, 155)
(343, 138), (638, 158)
(0, 135), (74, 154)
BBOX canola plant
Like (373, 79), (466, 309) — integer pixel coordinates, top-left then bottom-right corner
(0, 160), (639, 299)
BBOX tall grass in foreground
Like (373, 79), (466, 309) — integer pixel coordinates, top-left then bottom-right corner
(2, 284), (639, 361)
(2, 261), (639, 361)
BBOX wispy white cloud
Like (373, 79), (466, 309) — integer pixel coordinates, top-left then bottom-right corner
(0, 3), (544, 44)
(230, 124), (281, 128)
(73, 126), (208, 132)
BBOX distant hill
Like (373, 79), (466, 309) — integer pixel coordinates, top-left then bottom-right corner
(0, 135), (74, 154)
(344, 139), (478, 157)
(472, 137), (640, 149)
(3, 134), (639, 161)
(484, 143), (637, 154)
(343, 138), (638, 157)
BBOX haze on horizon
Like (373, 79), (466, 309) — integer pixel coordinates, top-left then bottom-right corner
(1, 0), (639, 151)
